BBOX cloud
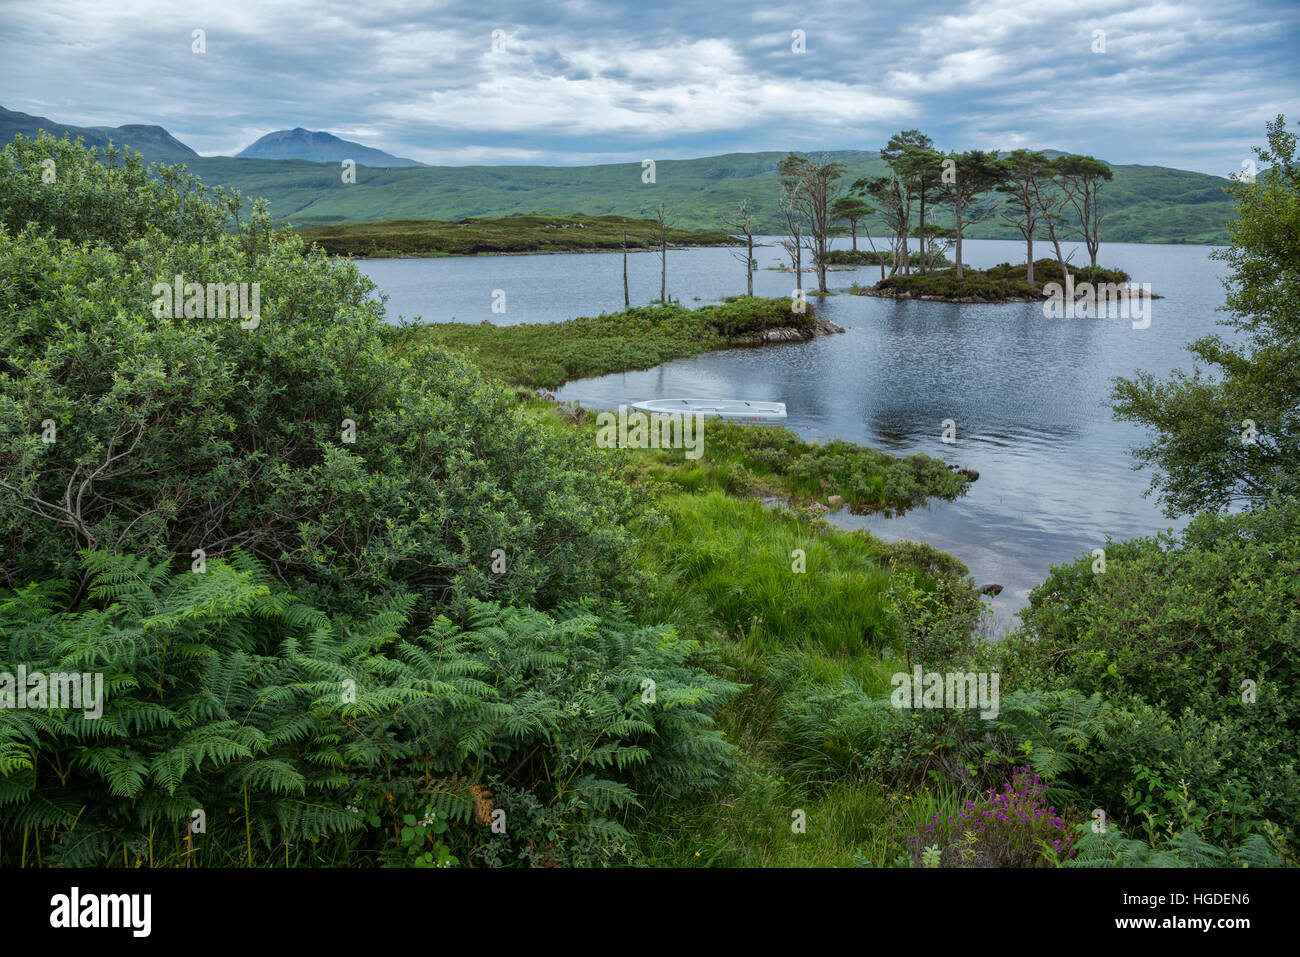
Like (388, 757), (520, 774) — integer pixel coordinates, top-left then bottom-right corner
(0, 0), (1296, 173)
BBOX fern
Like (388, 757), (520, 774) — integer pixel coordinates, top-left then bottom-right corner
(1, 553), (741, 866)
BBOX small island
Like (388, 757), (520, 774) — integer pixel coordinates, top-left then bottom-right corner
(849, 259), (1161, 304)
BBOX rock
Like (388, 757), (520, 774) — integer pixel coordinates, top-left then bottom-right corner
(978, 583), (1003, 596)
(808, 502), (830, 513)
(949, 467), (979, 481)
(827, 495), (844, 506)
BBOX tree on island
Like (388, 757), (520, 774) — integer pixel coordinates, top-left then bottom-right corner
(1054, 154), (1113, 268)
(621, 225), (630, 307)
(778, 154), (845, 294)
(997, 149), (1053, 286)
(1112, 115), (1300, 516)
(1030, 161), (1077, 286)
(724, 199), (758, 296)
(911, 221), (956, 271)
(853, 173), (910, 278)
(882, 131), (944, 275)
(778, 183), (804, 283)
(937, 149), (1002, 279)
(831, 195), (874, 253)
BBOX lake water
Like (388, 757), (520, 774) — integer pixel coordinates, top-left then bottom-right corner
(357, 236), (1229, 635)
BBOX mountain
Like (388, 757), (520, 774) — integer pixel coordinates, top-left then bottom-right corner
(182, 149), (1234, 244)
(236, 128), (425, 167)
(0, 106), (198, 162)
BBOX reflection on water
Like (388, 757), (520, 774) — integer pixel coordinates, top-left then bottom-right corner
(358, 237), (1229, 636)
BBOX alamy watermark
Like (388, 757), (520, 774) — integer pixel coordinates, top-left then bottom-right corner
(151, 274), (261, 329)
(1042, 275), (1152, 329)
(891, 666), (1000, 719)
(595, 405), (705, 459)
(1, 666), (104, 719)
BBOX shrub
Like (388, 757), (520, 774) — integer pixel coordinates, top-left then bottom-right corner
(0, 553), (740, 867)
(999, 500), (1300, 846)
(0, 139), (641, 613)
(0, 131), (232, 249)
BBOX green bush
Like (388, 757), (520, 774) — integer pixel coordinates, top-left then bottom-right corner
(999, 500), (1300, 847)
(0, 132), (233, 250)
(0, 140), (640, 613)
(0, 553), (740, 867)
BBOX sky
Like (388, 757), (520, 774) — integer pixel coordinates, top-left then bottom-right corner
(1, 0), (1297, 174)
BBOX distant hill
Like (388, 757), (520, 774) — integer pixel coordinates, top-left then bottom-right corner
(184, 149), (1234, 244)
(236, 128), (425, 167)
(0, 105), (1233, 244)
(0, 106), (198, 162)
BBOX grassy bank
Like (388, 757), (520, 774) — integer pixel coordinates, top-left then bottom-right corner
(296, 213), (739, 258)
(613, 417), (969, 515)
(629, 492), (977, 866)
(407, 297), (839, 389)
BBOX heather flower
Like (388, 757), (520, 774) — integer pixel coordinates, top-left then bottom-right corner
(904, 767), (1078, 868)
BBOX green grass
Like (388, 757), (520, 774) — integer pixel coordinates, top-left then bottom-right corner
(407, 297), (819, 389)
(638, 492), (894, 657)
(295, 213), (738, 258)
(628, 418), (968, 515)
(623, 493), (975, 866)
(633, 754), (965, 867)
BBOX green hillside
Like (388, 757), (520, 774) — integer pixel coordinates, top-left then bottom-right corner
(0, 102), (1235, 243)
(183, 149), (1233, 244)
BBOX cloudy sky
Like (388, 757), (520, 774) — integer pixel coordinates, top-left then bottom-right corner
(2, 0), (1297, 174)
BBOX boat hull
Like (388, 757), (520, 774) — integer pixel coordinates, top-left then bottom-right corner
(630, 398), (787, 421)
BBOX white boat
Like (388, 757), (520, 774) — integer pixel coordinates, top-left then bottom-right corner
(630, 398), (787, 421)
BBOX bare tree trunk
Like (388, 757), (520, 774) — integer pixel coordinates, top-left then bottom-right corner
(1047, 221), (1070, 288)
(656, 204), (667, 303)
(954, 205), (964, 280)
(725, 199), (757, 299)
(1088, 188), (1102, 267)
(622, 227), (630, 308)
(918, 194), (927, 275)
(746, 233), (754, 296)
(850, 220), (858, 252)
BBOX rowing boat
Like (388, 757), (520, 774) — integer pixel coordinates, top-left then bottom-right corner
(630, 398), (787, 421)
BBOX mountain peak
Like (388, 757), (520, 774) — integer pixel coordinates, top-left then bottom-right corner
(236, 128), (424, 167)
